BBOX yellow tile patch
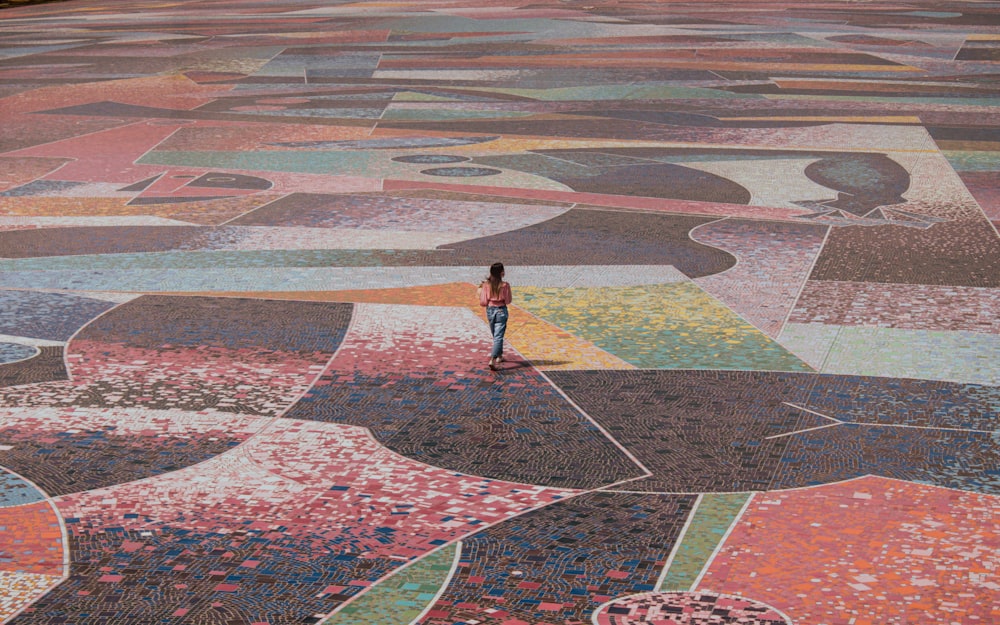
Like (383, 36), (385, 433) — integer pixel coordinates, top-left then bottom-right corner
(502, 307), (635, 371)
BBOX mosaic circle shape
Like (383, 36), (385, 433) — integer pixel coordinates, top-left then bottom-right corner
(420, 166), (502, 177)
(393, 154), (470, 164)
(595, 591), (791, 625)
(0, 342), (39, 364)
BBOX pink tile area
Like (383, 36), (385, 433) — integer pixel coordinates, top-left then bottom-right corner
(65, 340), (330, 415)
(698, 476), (1000, 625)
(692, 219), (828, 338)
(0, 405), (267, 439)
(54, 419), (574, 560)
(8, 122), (191, 184)
(789, 280), (1000, 333)
(322, 303), (505, 377)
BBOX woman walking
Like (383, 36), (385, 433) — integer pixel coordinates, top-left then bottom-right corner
(478, 262), (512, 370)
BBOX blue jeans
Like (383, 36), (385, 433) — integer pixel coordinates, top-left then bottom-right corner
(487, 306), (508, 359)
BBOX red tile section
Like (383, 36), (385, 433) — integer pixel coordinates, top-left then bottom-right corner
(699, 476), (1000, 625)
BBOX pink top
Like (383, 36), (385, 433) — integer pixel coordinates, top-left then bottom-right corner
(479, 281), (512, 307)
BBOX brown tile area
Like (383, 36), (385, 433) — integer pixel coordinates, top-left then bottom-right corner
(809, 220), (1000, 287)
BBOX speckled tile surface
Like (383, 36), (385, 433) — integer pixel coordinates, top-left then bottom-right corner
(0, 1), (997, 624)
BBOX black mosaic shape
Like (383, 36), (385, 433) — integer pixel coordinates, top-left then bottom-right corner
(547, 370), (817, 493)
(804, 154), (910, 216)
(0, 428), (245, 496)
(771, 423), (1000, 493)
(0, 342), (37, 364)
(0, 346), (67, 388)
(0, 180), (86, 197)
(77, 295), (352, 354)
(118, 174), (162, 192)
(810, 219), (1000, 287)
(187, 172), (273, 190)
(284, 367), (643, 490)
(472, 153), (751, 204)
(546, 370), (1000, 494)
(424, 492), (696, 624)
(127, 195), (235, 205)
(420, 166), (502, 177)
(441, 208), (735, 278)
(392, 154), (470, 163)
(802, 375), (1000, 431)
(0, 226), (206, 258)
(0, 297), (353, 416)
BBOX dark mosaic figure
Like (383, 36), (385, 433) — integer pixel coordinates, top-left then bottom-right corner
(803, 154), (910, 216)
(441, 209), (735, 278)
(810, 220), (1000, 287)
(75, 295), (351, 354)
(471, 151), (752, 204)
(547, 370), (1000, 494)
(0, 428), (245, 496)
(424, 491), (697, 625)
(0, 345), (67, 387)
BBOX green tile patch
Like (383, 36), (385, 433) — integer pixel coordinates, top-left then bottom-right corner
(658, 492), (752, 592)
(323, 543), (458, 625)
(518, 284), (813, 371)
(781, 323), (1000, 386)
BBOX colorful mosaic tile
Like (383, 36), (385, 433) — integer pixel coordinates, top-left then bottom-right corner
(0, 0), (997, 623)
(699, 476), (1000, 625)
(519, 284), (814, 371)
(421, 492), (696, 625)
(780, 323), (1000, 385)
(41, 420), (571, 625)
(324, 543), (457, 624)
(284, 303), (642, 488)
(657, 493), (751, 592)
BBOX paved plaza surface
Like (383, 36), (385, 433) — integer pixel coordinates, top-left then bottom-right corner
(0, 1), (998, 623)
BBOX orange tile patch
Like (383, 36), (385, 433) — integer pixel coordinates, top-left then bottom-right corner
(0, 501), (64, 576)
(0, 194), (281, 225)
(157, 123), (372, 152)
(699, 476), (1000, 625)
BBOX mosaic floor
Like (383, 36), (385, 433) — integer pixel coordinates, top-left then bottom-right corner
(0, 1), (998, 624)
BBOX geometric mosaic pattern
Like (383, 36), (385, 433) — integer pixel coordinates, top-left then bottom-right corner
(0, 1), (997, 624)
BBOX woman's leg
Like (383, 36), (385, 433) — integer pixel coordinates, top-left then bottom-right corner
(487, 307), (499, 366)
(490, 307), (508, 360)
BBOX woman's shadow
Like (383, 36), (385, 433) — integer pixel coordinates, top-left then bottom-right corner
(491, 359), (571, 371)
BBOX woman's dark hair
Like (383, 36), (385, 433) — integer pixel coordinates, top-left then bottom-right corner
(487, 262), (504, 297)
